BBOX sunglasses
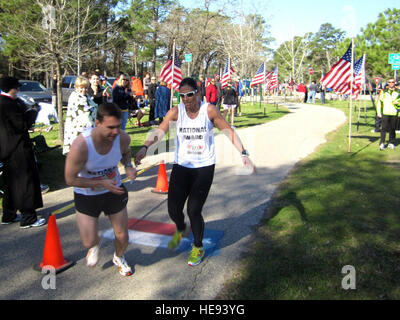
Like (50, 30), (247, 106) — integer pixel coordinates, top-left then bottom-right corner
(179, 90), (197, 98)
(388, 81), (395, 83)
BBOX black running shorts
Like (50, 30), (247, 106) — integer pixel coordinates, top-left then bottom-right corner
(74, 185), (129, 218)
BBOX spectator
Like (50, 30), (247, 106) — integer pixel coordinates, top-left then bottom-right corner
(63, 76), (97, 155)
(377, 78), (400, 150)
(236, 77), (244, 116)
(205, 78), (218, 106)
(87, 73), (105, 106)
(147, 76), (158, 125)
(320, 84), (326, 104)
(112, 74), (134, 131)
(0, 76), (46, 228)
(215, 75), (222, 110)
(131, 76), (144, 98)
(143, 72), (151, 106)
(222, 80), (238, 126)
(197, 75), (206, 102)
(155, 81), (171, 123)
(297, 83), (307, 103)
(370, 82), (382, 133)
(307, 81), (318, 104)
(112, 71), (124, 89)
(100, 76), (112, 102)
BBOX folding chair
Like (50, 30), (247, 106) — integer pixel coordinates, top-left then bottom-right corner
(31, 135), (60, 169)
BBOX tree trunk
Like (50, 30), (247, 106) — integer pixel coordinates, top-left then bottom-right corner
(326, 49), (331, 70)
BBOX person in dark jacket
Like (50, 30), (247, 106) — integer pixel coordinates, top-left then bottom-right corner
(112, 74), (134, 130)
(0, 76), (46, 228)
(147, 76), (158, 125)
(155, 81), (171, 122)
(222, 80), (238, 126)
(197, 75), (206, 102)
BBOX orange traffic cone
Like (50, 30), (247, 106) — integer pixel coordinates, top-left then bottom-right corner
(151, 161), (169, 194)
(36, 215), (74, 274)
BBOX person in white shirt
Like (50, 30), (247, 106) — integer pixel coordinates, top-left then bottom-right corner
(134, 77), (255, 266)
(65, 103), (137, 276)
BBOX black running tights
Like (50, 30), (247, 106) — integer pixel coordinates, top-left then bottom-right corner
(168, 164), (215, 248)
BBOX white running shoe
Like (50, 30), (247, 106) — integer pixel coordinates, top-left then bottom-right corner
(86, 232), (103, 267)
(112, 253), (133, 276)
(86, 244), (100, 267)
(388, 143), (395, 150)
(379, 143), (386, 151)
(20, 218), (46, 229)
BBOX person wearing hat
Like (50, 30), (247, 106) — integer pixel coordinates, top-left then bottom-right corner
(0, 76), (46, 228)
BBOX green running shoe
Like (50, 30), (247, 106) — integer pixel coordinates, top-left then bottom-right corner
(168, 228), (187, 250)
(187, 245), (205, 266)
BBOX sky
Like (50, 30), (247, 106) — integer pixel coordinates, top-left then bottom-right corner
(179, 0), (399, 48)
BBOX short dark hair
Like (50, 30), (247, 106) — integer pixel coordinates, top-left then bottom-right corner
(179, 77), (198, 91)
(97, 103), (122, 122)
(0, 76), (21, 92)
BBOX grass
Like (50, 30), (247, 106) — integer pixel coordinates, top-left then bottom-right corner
(0, 101), (289, 195)
(217, 98), (400, 300)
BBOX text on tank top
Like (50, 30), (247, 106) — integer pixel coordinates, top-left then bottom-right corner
(74, 128), (122, 196)
(175, 102), (216, 168)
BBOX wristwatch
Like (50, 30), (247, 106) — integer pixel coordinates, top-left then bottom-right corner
(124, 163), (134, 168)
(241, 149), (249, 157)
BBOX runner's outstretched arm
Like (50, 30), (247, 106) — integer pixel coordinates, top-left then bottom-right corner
(207, 104), (256, 171)
(134, 106), (178, 166)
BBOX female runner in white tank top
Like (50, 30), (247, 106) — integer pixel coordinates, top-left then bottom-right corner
(135, 78), (255, 266)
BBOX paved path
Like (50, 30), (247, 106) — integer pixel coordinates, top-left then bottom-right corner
(0, 103), (346, 300)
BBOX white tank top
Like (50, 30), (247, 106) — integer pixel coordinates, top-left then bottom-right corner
(74, 128), (122, 196)
(175, 102), (216, 168)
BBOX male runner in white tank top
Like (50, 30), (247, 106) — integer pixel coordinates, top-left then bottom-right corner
(65, 103), (137, 276)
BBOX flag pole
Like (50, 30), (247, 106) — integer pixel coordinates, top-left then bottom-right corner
(170, 40), (176, 111)
(348, 38), (355, 153)
(228, 56), (234, 126)
(259, 62), (264, 109)
(262, 60), (266, 110)
(362, 53), (367, 124)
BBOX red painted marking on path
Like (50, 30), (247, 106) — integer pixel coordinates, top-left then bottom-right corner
(127, 218), (176, 236)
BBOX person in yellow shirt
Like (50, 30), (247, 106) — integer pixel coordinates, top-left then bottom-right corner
(377, 78), (400, 150)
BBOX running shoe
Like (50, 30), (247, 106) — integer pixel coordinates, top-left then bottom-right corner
(1, 214), (21, 225)
(40, 184), (50, 194)
(112, 253), (133, 276)
(86, 244), (100, 267)
(20, 218), (46, 229)
(379, 143), (386, 151)
(187, 245), (205, 266)
(86, 232), (103, 267)
(168, 227), (188, 250)
(388, 143), (395, 150)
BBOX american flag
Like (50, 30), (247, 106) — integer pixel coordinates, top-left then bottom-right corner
(354, 55), (366, 91)
(266, 67), (278, 90)
(320, 43), (353, 91)
(335, 55), (365, 98)
(159, 49), (183, 90)
(251, 62), (266, 87)
(221, 58), (235, 89)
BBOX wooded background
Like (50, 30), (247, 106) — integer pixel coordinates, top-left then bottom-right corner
(0, 1), (399, 84)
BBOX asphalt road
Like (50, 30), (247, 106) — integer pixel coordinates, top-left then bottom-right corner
(0, 102), (346, 300)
